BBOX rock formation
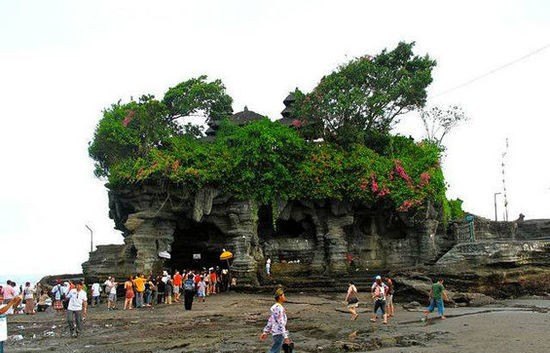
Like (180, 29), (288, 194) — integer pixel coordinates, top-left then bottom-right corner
(83, 183), (550, 298)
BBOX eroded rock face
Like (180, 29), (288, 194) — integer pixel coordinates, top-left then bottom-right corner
(84, 183), (550, 295)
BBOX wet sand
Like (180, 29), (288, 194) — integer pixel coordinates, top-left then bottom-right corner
(4, 293), (549, 352)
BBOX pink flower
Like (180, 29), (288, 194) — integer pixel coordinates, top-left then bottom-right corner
(291, 119), (303, 128)
(370, 175), (379, 193)
(397, 200), (414, 212)
(394, 160), (412, 184)
(377, 187), (390, 197)
(419, 172), (431, 187)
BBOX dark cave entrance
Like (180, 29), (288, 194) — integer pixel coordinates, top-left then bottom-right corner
(257, 205), (317, 264)
(167, 219), (229, 272)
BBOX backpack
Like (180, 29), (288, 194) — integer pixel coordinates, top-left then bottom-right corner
(183, 279), (194, 291)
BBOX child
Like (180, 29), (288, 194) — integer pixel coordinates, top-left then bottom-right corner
(197, 277), (206, 302)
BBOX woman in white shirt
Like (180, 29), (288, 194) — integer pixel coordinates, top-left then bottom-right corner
(23, 282), (35, 315)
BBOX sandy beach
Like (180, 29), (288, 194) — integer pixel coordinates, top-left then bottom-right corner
(3, 293), (549, 353)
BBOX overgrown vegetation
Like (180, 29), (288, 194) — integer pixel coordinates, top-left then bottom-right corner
(89, 42), (463, 219)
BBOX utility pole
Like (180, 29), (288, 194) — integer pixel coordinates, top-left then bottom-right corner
(501, 138), (510, 221)
(494, 192), (502, 221)
(85, 225), (94, 252)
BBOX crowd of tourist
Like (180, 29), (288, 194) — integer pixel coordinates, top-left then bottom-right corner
(0, 267), (230, 315)
(2, 267), (450, 353)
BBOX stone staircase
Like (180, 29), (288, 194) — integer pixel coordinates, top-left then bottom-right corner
(252, 271), (385, 294)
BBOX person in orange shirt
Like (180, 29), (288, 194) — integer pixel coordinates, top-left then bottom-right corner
(132, 274), (146, 308)
(209, 270), (218, 295)
(172, 271), (183, 303)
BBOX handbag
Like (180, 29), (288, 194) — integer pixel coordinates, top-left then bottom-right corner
(282, 342), (294, 353)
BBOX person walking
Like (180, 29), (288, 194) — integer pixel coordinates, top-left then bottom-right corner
(344, 281), (359, 320)
(260, 288), (292, 353)
(23, 282), (35, 315)
(156, 276), (165, 304)
(385, 278), (395, 318)
(370, 275), (388, 324)
(209, 270), (218, 295)
(173, 271), (182, 303)
(66, 281), (87, 338)
(197, 276), (206, 303)
(183, 275), (195, 310)
(424, 278), (450, 320)
(104, 277), (116, 310)
(1, 295), (23, 353)
(124, 276), (134, 310)
(266, 257), (272, 277)
(91, 282), (101, 306)
(165, 279), (173, 305)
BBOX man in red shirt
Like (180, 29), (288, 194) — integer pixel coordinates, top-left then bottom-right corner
(173, 271), (183, 303)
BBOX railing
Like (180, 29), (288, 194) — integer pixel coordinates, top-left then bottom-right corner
(455, 222), (476, 243)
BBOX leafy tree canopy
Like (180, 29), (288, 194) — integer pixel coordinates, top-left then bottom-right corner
(163, 75), (233, 123)
(294, 42), (436, 147)
(89, 45), (460, 219)
(88, 76), (232, 177)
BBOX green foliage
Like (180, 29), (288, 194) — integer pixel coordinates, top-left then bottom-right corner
(294, 42), (436, 147)
(104, 118), (446, 216)
(88, 95), (176, 177)
(89, 76), (232, 177)
(447, 198), (465, 220)
(90, 63), (453, 218)
(163, 75), (233, 123)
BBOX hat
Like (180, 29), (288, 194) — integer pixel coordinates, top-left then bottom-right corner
(274, 288), (285, 298)
(375, 275), (382, 280)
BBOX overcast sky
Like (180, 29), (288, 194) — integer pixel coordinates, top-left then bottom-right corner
(1, 0), (549, 279)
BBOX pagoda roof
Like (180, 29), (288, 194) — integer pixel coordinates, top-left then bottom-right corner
(231, 106), (265, 125)
(283, 92), (296, 106)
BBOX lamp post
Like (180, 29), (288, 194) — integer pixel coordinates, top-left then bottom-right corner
(85, 225), (94, 252)
(493, 192), (502, 221)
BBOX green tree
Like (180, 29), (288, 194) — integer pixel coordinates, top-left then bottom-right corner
(89, 76), (234, 177)
(162, 75), (233, 126)
(88, 95), (175, 177)
(294, 42), (436, 147)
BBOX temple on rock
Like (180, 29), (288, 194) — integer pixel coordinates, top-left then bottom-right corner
(83, 94), (550, 295)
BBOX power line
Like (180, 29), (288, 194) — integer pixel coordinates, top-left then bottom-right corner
(433, 43), (550, 98)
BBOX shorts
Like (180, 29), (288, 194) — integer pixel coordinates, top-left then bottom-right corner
(386, 294), (393, 306)
(198, 290), (205, 297)
(374, 299), (386, 315)
(108, 293), (117, 301)
(173, 286), (180, 294)
(53, 300), (63, 310)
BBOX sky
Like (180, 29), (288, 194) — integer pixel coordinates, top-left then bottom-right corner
(1, 0), (549, 279)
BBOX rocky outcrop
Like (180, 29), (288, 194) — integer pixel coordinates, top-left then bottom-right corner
(84, 182), (550, 297)
(84, 182), (451, 284)
(435, 240), (550, 270)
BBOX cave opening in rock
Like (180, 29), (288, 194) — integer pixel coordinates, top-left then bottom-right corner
(258, 205), (317, 265)
(167, 218), (229, 272)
